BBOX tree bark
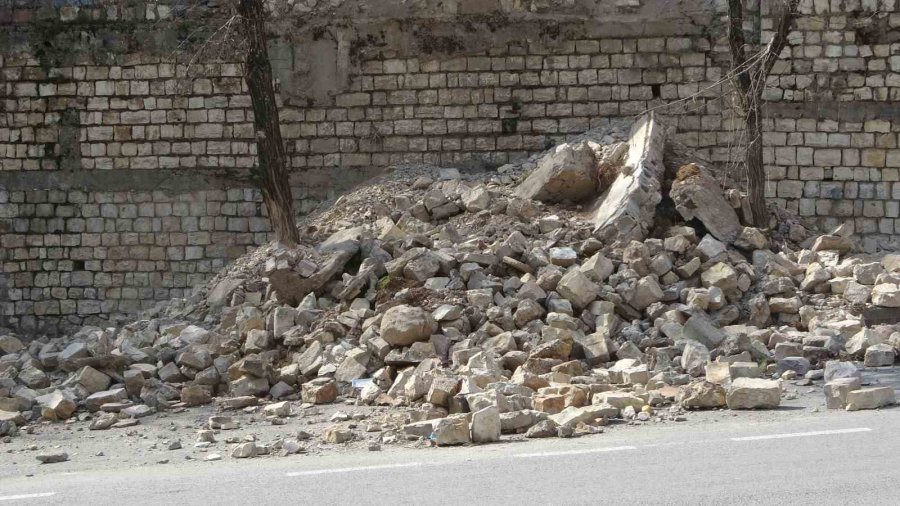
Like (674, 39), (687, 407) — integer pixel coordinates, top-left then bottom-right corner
(726, 0), (799, 229)
(745, 104), (767, 227)
(237, 0), (300, 246)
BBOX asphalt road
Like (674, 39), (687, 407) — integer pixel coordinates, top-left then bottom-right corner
(1, 406), (897, 505)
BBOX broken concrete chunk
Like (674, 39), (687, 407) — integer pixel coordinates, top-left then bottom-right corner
(863, 343), (895, 367)
(470, 406), (501, 443)
(75, 366), (111, 394)
(323, 425), (353, 444)
(871, 284), (900, 307)
(556, 269), (599, 309)
(302, 378), (338, 404)
(629, 276), (663, 311)
(678, 381), (726, 409)
(845, 387), (896, 411)
(36, 451), (69, 464)
(0, 335), (25, 355)
(682, 314), (727, 349)
(824, 377), (862, 409)
(37, 390), (76, 420)
(670, 165), (742, 243)
(726, 378), (781, 409)
(380, 305), (437, 347)
(681, 340), (710, 377)
(591, 113), (665, 243)
(581, 253), (614, 283)
(431, 415), (471, 446)
(515, 141), (598, 204)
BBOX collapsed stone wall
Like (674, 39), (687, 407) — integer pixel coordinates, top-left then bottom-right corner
(1, 0), (900, 333)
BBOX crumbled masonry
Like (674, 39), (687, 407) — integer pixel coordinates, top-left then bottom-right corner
(1, 116), (899, 455)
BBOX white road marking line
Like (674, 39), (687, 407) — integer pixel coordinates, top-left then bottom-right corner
(731, 427), (872, 442)
(286, 462), (423, 477)
(515, 446), (637, 458)
(0, 492), (56, 502)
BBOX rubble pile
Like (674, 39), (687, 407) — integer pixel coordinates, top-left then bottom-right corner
(2, 114), (899, 453)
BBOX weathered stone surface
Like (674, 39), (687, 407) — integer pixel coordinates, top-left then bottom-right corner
(380, 305), (436, 346)
(432, 415), (471, 446)
(846, 329), (881, 357)
(525, 419), (560, 438)
(581, 253), (614, 283)
(593, 392), (645, 411)
(18, 366), (50, 389)
(729, 362), (761, 379)
(556, 268), (599, 309)
(682, 340), (710, 377)
(0, 409), (25, 425)
(302, 378), (338, 404)
(678, 381), (726, 409)
(323, 425), (353, 444)
(573, 332), (611, 366)
(682, 314), (726, 349)
(334, 349), (370, 383)
(843, 281), (871, 304)
(871, 284), (900, 307)
(670, 166), (742, 243)
(89, 412), (118, 430)
(264, 401), (292, 417)
(515, 141), (598, 204)
(470, 406), (501, 443)
(231, 442), (259, 459)
(0, 335), (25, 355)
(85, 388), (127, 412)
(500, 410), (548, 433)
(629, 276), (663, 310)
(549, 247), (578, 267)
(230, 375), (269, 397)
(701, 263), (738, 291)
(734, 227), (768, 250)
(811, 235), (852, 254)
(549, 405), (616, 427)
(37, 390), (76, 420)
(726, 378), (781, 409)
(824, 377), (862, 409)
(268, 239), (359, 306)
(769, 296), (801, 314)
(124, 369), (145, 397)
(404, 251), (442, 282)
(592, 113), (665, 243)
(863, 343), (895, 367)
(36, 451), (69, 464)
(123, 404), (153, 419)
(180, 385), (212, 406)
(75, 366), (110, 394)
(777, 357), (811, 376)
(845, 387), (896, 411)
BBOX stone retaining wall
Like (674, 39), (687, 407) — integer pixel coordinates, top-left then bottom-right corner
(2, 0), (899, 332)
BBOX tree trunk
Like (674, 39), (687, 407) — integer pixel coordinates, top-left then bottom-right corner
(745, 103), (768, 228)
(237, 0), (300, 246)
(726, 0), (799, 230)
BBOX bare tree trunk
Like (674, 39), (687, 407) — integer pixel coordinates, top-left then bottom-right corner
(237, 0), (300, 246)
(745, 105), (767, 227)
(726, 0), (799, 229)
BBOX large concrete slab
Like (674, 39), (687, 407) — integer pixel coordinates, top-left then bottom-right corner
(590, 112), (666, 244)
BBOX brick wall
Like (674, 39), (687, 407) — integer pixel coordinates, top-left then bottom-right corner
(1, 0), (899, 333)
